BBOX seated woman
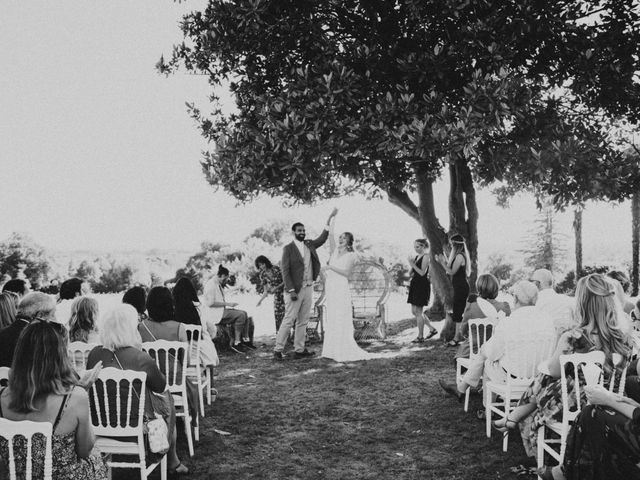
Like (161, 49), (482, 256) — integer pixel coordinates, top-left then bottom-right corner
(139, 286), (199, 422)
(122, 286), (148, 322)
(493, 273), (633, 459)
(454, 273), (511, 361)
(69, 297), (101, 343)
(539, 384), (640, 480)
(173, 277), (219, 367)
(0, 291), (18, 329)
(86, 304), (188, 475)
(0, 321), (108, 479)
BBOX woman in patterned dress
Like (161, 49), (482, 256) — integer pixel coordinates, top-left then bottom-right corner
(492, 274), (633, 458)
(255, 255), (285, 332)
(0, 321), (107, 479)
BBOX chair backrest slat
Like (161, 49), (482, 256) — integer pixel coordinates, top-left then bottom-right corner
(89, 367), (146, 437)
(560, 351), (606, 424)
(142, 341), (187, 393)
(182, 325), (202, 367)
(467, 318), (494, 358)
(0, 418), (53, 480)
(67, 342), (98, 372)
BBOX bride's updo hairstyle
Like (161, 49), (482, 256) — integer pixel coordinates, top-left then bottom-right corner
(343, 232), (355, 252)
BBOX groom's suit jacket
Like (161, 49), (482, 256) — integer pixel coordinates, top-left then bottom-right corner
(281, 230), (329, 294)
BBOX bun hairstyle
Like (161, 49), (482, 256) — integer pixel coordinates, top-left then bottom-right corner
(343, 232), (355, 252)
(218, 265), (230, 277)
(414, 238), (429, 247)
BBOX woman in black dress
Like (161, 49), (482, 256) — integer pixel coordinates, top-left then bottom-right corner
(436, 234), (470, 346)
(407, 239), (437, 343)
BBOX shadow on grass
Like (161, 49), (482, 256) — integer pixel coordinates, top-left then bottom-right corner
(116, 320), (531, 480)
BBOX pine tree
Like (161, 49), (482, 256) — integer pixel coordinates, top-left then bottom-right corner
(521, 198), (568, 273)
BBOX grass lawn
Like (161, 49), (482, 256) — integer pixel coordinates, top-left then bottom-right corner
(159, 316), (534, 480)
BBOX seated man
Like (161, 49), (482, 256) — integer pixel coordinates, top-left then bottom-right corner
(439, 280), (555, 401)
(530, 268), (576, 335)
(0, 292), (56, 367)
(202, 265), (255, 353)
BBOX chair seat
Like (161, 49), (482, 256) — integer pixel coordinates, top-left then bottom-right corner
(486, 379), (531, 393)
(95, 436), (141, 455)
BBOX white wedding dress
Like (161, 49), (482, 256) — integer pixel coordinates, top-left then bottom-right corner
(321, 250), (373, 362)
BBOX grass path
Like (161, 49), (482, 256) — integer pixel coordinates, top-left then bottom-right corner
(180, 320), (533, 480)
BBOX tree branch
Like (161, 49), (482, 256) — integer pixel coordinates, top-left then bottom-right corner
(386, 187), (420, 223)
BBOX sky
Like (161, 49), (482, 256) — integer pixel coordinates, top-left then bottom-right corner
(0, 1), (633, 268)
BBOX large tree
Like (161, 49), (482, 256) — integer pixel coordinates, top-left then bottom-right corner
(162, 0), (640, 305)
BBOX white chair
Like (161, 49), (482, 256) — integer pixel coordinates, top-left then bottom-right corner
(67, 342), (98, 373)
(143, 340), (194, 457)
(89, 367), (167, 480)
(0, 366), (10, 387)
(536, 351), (612, 475)
(183, 325), (212, 417)
(485, 330), (556, 452)
(0, 418), (53, 480)
(456, 318), (494, 412)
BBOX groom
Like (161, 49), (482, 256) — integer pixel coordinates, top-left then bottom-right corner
(273, 208), (337, 360)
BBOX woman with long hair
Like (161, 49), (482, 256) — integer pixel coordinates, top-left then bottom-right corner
(436, 234), (471, 346)
(0, 291), (18, 329)
(0, 321), (107, 479)
(255, 255), (285, 332)
(172, 277), (219, 367)
(407, 239), (438, 343)
(69, 297), (100, 343)
(492, 273), (633, 460)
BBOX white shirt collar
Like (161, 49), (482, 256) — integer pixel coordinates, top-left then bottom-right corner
(293, 238), (306, 256)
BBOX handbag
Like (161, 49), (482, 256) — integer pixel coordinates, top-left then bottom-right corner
(113, 351), (170, 454)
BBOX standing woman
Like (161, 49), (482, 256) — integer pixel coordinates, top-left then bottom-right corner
(255, 255), (285, 333)
(436, 234), (471, 346)
(407, 239), (438, 343)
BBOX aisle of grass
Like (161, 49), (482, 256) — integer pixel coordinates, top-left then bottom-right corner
(180, 323), (532, 480)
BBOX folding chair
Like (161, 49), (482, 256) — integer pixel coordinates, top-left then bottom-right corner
(0, 418), (53, 480)
(456, 318), (494, 412)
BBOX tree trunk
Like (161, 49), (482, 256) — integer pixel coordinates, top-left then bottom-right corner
(632, 192), (640, 296)
(448, 157), (479, 292)
(573, 207), (583, 278)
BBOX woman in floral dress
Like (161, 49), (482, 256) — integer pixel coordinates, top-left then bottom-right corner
(255, 255), (285, 332)
(492, 273), (633, 457)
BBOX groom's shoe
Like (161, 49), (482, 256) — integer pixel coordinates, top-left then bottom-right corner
(273, 351), (286, 361)
(293, 349), (315, 359)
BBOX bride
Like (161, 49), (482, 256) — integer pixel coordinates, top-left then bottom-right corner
(321, 210), (372, 362)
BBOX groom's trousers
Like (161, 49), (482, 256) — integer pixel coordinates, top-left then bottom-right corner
(274, 284), (313, 353)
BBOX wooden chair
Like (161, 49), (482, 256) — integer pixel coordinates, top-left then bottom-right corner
(89, 367), (167, 480)
(142, 340), (194, 457)
(536, 351), (621, 474)
(183, 325), (212, 417)
(0, 418), (53, 480)
(485, 329), (556, 452)
(67, 341), (98, 373)
(349, 259), (391, 341)
(306, 271), (327, 343)
(0, 366), (10, 387)
(456, 318), (494, 412)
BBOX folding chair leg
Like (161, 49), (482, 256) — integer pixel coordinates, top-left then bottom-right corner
(486, 391), (494, 438)
(464, 389), (470, 412)
(198, 374), (206, 417)
(184, 414), (194, 457)
(160, 455), (167, 480)
(206, 366), (213, 405)
(537, 426), (545, 472)
(194, 414), (200, 442)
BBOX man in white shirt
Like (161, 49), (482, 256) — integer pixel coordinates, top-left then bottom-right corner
(439, 280), (556, 400)
(530, 268), (576, 334)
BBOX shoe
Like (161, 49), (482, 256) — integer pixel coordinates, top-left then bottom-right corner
(231, 343), (247, 354)
(168, 462), (189, 477)
(425, 329), (438, 340)
(411, 337), (424, 344)
(438, 379), (464, 402)
(242, 341), (257, 350)
(445, 340), (460, 347)
(293, 349), (316, 359)
(273, 351), (285, 361)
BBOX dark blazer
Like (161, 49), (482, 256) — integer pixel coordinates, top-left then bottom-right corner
(281, 230), (329, 293)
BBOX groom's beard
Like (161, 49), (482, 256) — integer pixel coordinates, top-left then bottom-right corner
(295, 233), (305, 242)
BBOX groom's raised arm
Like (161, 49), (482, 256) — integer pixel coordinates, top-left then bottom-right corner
(309, 227), (329, 249)
(281, 246), (295, 293)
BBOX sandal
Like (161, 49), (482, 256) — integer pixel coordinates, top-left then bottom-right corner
(169, 462), (189, 476)
(445, 340), (459, 347)
(411, 337), (425, 344)
(492, 416), (518, 433)
(425, 329), (438, 340)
